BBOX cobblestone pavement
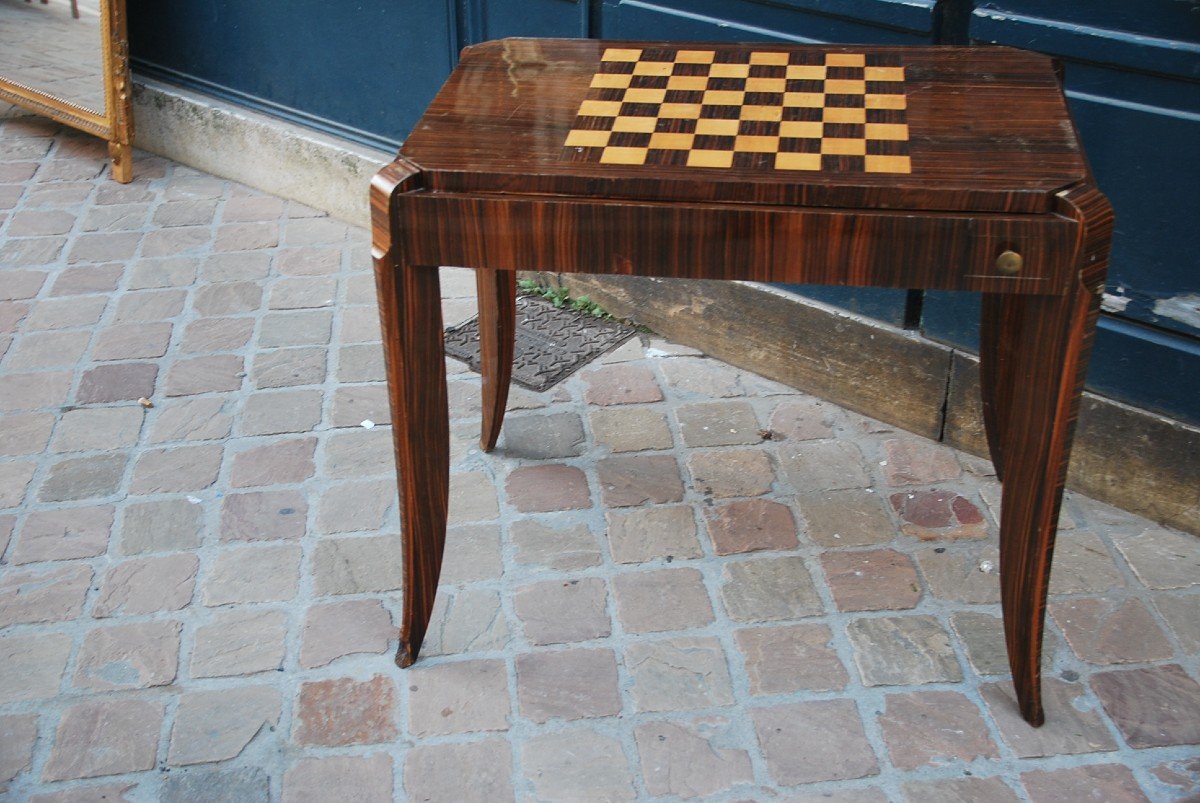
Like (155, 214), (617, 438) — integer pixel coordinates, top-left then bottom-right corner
(2, 106), (1200, 802)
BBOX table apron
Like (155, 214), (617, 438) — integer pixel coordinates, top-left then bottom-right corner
(394, 193), (1080, 295)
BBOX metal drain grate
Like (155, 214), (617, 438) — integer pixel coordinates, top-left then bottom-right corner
(445, 294), (636, 392)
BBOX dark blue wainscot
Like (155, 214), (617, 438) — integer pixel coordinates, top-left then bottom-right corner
(920, 0), (1200, 425)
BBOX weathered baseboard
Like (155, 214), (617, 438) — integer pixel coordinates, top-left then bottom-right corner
(539, 273), (1200, 536)
(132, 79), (391, 229)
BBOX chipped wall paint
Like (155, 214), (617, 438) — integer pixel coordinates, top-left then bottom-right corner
(1153, 294), (1200, 331)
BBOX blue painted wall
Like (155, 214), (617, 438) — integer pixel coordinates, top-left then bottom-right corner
(127, 0), (1200, 424)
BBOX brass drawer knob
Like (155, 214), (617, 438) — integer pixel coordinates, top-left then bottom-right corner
(996, 250), (1023, 275)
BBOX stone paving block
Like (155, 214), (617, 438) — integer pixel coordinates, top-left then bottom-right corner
(252, 347), (327, 388)
(0, 560), (92, 626)
(914, 543), (1002, 604)
(0, 461), (36, 508)
(1153, 595), (1200, 653)
(93, 555), (197, 617)
(677, 401), (762, 447)
(0, 713), (38, 788)
(224, 194), (286, 222)
(201, 252), (272, 283)
(949, 610), (1061, 676)
(282, 754), (392, 803)
(1112, 527), (1200, 590)
(889, 488), (987, 540)
(126, 257), (197, 290)
(1050, 597), (1172, 664)
(447, 471), (498, 523)
(506, 464), (591, 512)
(0, 632), (72, 703)
(113, 288), (186, 322)
(316, 479), (394, 533)
(626, 636), (734, 712)
(880, 436), (963, 485)
(147, 396), (234, 444)
(278, 247), (342, 276)
(287, 216), (351, 245)
(0, 516), (12, 558)
(752, 699), (878, 785)
(590, 405), (673, 452)
(50, 264), (124, 296)
(440, 524), (502, 584)
(74, 620), (181, 691)
(213, 222), (280, 252)
(49, 408), (143, 451)
(312, 535), (403, 595)
(336, 343), (385, 382)
(192, 281), (262, 315)
(190, 609), (287, 678)
(718, 555), (823, 622)
(239, 388), (323, 435)
(423, 588), (511, 657)
(153, 199), (218, 227)
(613, 567), (714, 633)
(38, 453), (128, 502)
(606, 505), (702, 563)
(330, 384), (390, 427)
(12, 505), (113, 563)
(9, 212), (73, 238)
(203, 543), (302, 605)
(660, 356), (743, 397)
(821, 548), (921, 611)
(635, 717), (753, 799)
(92, 321), (173, 360)
(66, 231), (140, 263)
(23, 295), (106, 330)
(1091, 664), (1200, 748)
(294, 674), (398, 746)
(582, 363), (664, 405)
(165, 354), (244, 396)
(6, 329), (90, 369)
(900, 777), (1021, 803)
(766, 397), (839, 440)
(270, 277), (336, 309)
(800, 489), (895, 547)
(0, 370), (73, 411)
(981, 678), (1116, 757)
(597, 454), (685, 506)
(690, 448), (778, 501)
(521, 730), (636, 802)
(169, 681), (280, 763)
(1022, 764), (1150, 803)
(404, 739), (514, 803)
(515, 648), (621, 723)
(160, 766), (270, 803)
(0, 236), (65, 267)
(407, 659), (508, 736)
(229, 437), (317, 487)
(705, 498), (800, 555)
(299, 599), (393, 668)
(118, 497), (204, 554)
(42, 699), (163, 782)
(179, 316), (255, 353)
(736, 623), (848, 694)
(511, 520), (601, 572)
(220, 489), (307, 541)
(129, 444), (223, 494)
(322, 427), (393, 479)
(847, 615), (961, 686)
(878, 690), (998, 769)
(259, 309), (333, 347)
(0, 411), (53, 456)
(1146, 757), (1200, 801)
(780, 439), (871, 492)
(500, 412), (586, 459)
(29, 783), (138, 803)
(1047, 531), (1126, 594)
(514, 577), (610, 645)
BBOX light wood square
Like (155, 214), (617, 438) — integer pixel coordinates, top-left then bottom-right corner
(745, 77), (786, 93)
(612, 116), (658, 133)
(694, 118), (741, 136)
(686, 149), (735, 168)
(600, 146), (649, 164)
(865, 66), (905, 82)
(865, 122), (909, 140)
(740, 105), (783, 122)
(824, 79), (867, 94)
(749, 51), (790, 66)
(579, 100), (624, 117)
(603, 48), (642, 62)
(826, 53), (866, 67)
(779, 120), (823, 138)
(659, 102), (704, 119)
(775, 152), (822, 170)
(591, 73), (633, 89)
(702, 90), (746, 106)
(824, 106), (867, 124)
(675, 50), (716, 64)
(633, 61), (674, 76)
(648, 132), (695, 150)
(565, 129), (612, 148)
(735, 135), (780, 153)
(624, 87), (667, 104)
(709, 63), (751, 78)
(783, 92), (825, 108)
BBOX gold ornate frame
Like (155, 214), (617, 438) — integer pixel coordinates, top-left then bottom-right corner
(0, 0), (134, 182)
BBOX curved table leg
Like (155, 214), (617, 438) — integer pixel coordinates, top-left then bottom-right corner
(996, 274), (1101, 726)
(375, 257), (449, 668)
(476, 269), (516, 452)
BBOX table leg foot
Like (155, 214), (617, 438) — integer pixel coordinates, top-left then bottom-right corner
(476, 269), (516, 452)
(995, 275), (1102, 727)
(395, 641), (418, 669)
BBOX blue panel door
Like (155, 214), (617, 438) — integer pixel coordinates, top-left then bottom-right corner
(920, 1), (1200, 425)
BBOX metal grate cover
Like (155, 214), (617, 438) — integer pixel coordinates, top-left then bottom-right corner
(444, 294), (636, 392)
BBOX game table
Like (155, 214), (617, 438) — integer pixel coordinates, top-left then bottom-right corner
(370, 38), (1112, 727)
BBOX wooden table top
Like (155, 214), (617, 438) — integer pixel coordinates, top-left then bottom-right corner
(400, 38), (1088, 214)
